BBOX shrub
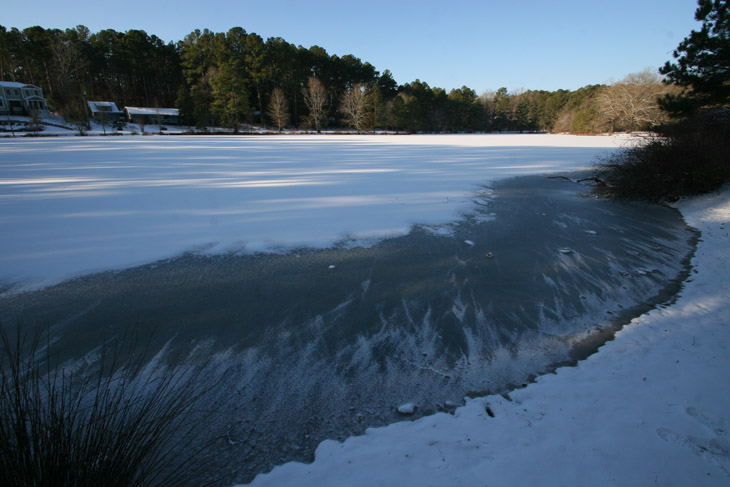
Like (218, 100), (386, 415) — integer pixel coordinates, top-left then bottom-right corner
(0, 322), (221, 487)
(593, 107), (730, 201)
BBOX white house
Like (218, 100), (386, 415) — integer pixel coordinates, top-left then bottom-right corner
(87, 101), (125, 124)
(0, 81), (51, 116)
(125, 106), (179, 126)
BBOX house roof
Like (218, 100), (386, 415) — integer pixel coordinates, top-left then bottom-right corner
(88, 101), (123, 113)
(0, 81), (38, 89)
(125, 106), (179, 117)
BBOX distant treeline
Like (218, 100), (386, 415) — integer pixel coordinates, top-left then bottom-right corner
(0, 25), (677, 133)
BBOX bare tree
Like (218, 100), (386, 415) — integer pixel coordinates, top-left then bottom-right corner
(50, 36), (86, 120)
(267, 87), (289, 132)
(302, 77), (327, 133)
(340, 83), (370, 133)
(597, 69), (678, 132)
(552, 109), (575, 133)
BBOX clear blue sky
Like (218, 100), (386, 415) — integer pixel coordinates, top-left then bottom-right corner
(3, 0), (702, 93)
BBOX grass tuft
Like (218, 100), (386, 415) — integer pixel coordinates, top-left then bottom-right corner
(0, 321), (222, 487)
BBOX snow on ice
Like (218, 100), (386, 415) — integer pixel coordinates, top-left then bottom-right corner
(0, 134), (630, 288)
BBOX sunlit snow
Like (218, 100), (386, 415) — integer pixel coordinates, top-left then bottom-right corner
(0, 134), (631, 288)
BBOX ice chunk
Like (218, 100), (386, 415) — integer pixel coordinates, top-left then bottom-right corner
(397, 403), (416, 415)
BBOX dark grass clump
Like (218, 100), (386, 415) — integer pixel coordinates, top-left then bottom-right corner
(593, 107), (730, 202)
(0, 322), (222, 487)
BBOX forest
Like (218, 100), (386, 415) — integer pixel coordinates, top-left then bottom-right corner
(0, 24), (677, 133)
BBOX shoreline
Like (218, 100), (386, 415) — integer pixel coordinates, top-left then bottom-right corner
(242, 185), (730, 486)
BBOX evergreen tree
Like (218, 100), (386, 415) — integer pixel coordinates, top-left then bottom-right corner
(265, 37), (299, 124)
(447, 86), (479, 131)
(178, 29), (221, 129)
(513, 96), (532, 132)
(244, 33), (267, 125)
(493, 87), (511, 131)
(210, 60), (249, 132)
(376, 70), (398, 99)
(660, 0), (730, 110)
(390, 94), (408, 132)
(365, 84), (388, 131)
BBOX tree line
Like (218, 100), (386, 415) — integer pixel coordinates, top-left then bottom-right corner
(0, 24), (677, 133)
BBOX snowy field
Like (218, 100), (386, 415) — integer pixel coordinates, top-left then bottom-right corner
(241, 186), (730, 487)
(0, 134), (631, 288)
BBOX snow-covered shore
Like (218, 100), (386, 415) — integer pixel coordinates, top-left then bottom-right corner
(242, 187), (730, 486)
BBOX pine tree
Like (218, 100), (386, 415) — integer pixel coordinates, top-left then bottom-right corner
(660, 0), (730, 110)
(210, 30), (250, 132)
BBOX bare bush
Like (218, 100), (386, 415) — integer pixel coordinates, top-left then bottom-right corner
(593, 107), (730, 201)
(597, 69), (679, 132)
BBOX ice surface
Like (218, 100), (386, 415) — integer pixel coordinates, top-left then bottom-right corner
(239, 185), (730, 487)
(0, 134), (631, 289)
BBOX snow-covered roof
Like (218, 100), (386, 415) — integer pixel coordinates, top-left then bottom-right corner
(88, 101), (123, 113)
(0, 81), (37, 89)
(125, 106), (179, 116)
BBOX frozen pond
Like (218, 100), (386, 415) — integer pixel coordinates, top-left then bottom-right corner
(0, 171), (695, 484)
(0, 134), (633, 287)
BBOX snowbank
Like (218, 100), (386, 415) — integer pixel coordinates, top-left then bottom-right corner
(242, 186), (730, 486)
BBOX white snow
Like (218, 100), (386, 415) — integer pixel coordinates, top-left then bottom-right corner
(0, 134), (630, 288)
(397, 403), (417, 415)
(238, 185), (730, 486)
(124, 106), (179, 117)
(5, 133), (726, 485)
